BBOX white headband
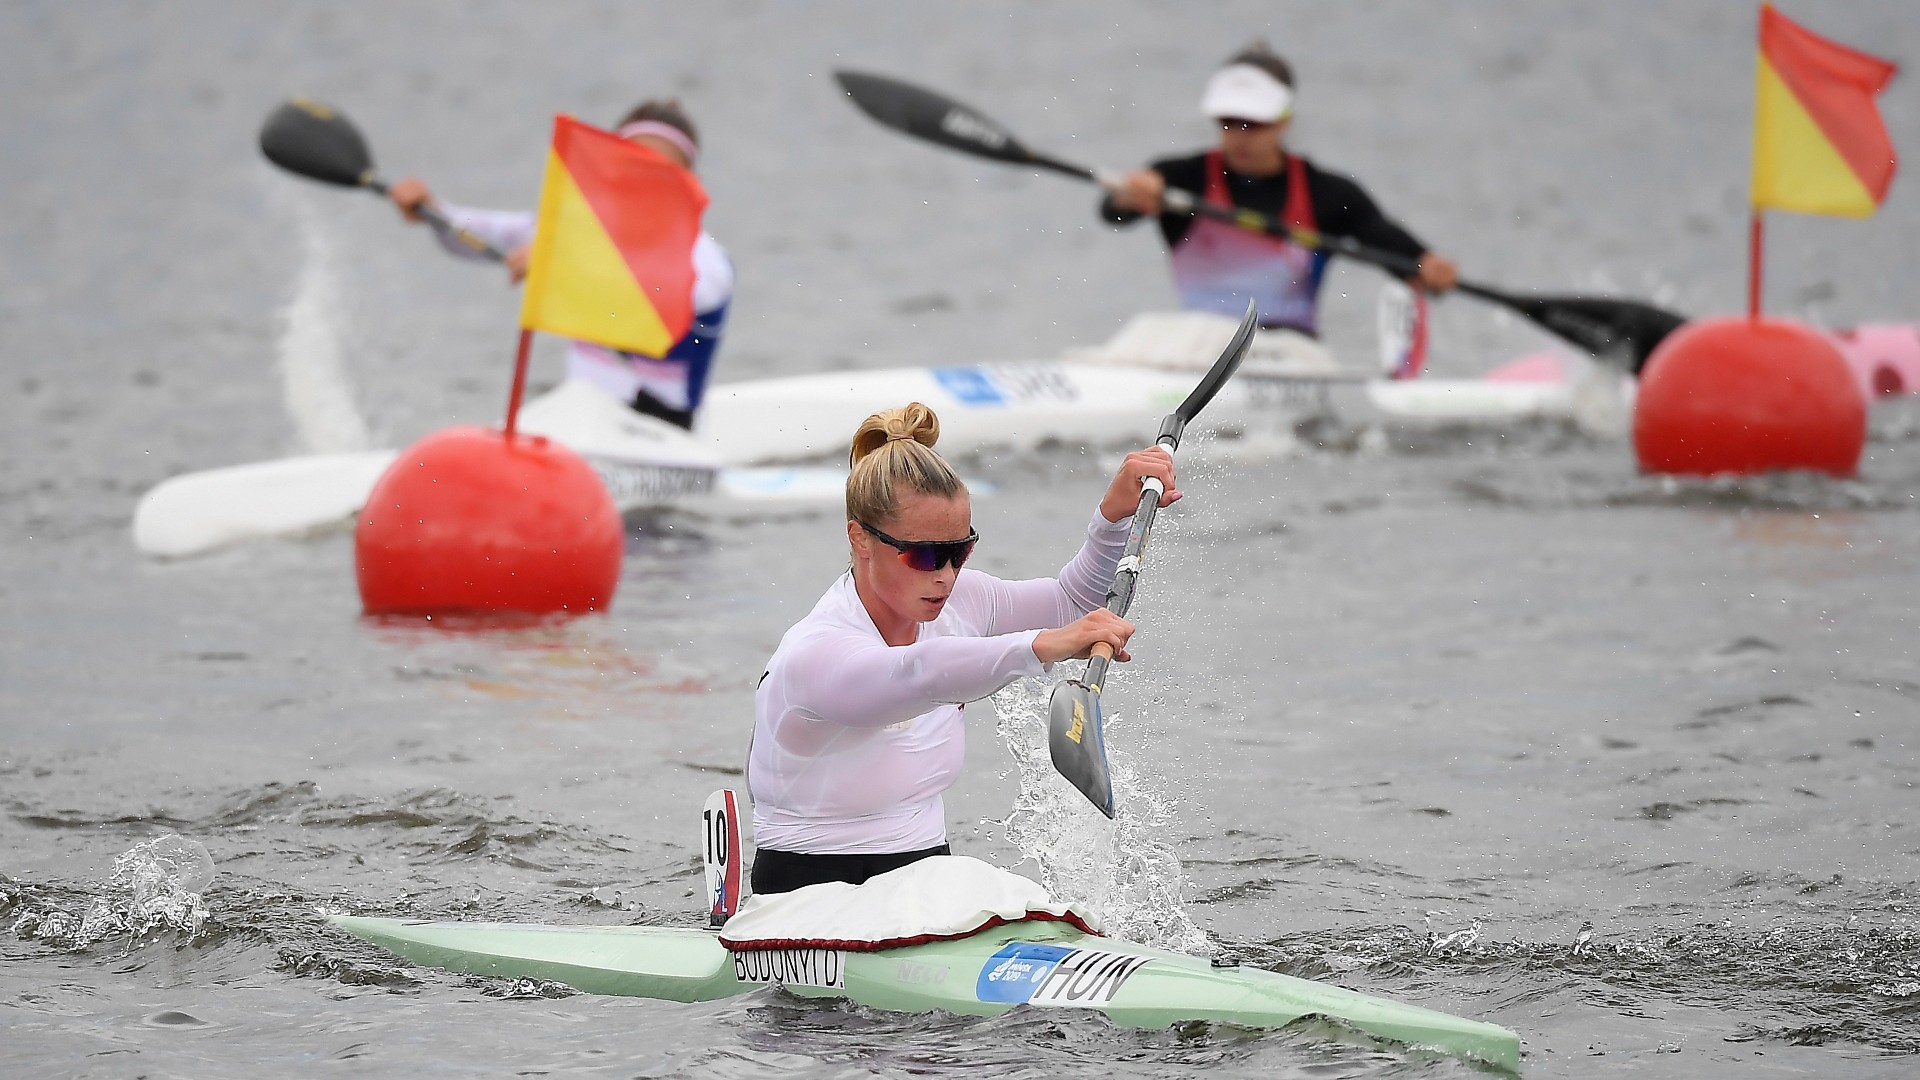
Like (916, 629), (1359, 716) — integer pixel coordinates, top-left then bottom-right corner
(617, 120), (700, 168)
(1200, 63), (1294, 124)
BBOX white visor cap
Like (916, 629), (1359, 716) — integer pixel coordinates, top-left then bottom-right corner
(1200, 63), (1294, 123)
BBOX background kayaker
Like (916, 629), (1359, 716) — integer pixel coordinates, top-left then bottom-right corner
(386, 99), (734, 430)
(1102, 42), (1459, 337)
(746, 403), (1177, 895)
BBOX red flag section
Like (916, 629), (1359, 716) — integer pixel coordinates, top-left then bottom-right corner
(520, 116), (708, 357)
(1752, 4), (1899, 216)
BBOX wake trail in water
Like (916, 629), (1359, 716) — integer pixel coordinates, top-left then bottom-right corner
(271, 180), (371, 455)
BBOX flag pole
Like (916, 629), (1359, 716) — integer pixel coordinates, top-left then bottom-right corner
(1746, 209), (1765, 321)
(503, 328), (533, 440)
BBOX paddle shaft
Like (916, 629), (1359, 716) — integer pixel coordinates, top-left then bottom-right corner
(258, 100), (508, 260)
(361, 178), (509, 261)
(357, 179), (536, 435)
(354, 175), (530, 431)
(258, 98), (554, 438)
(1080, 304), (1251, 692)
(1082, 421), (1185, 694)
(1038, 159), (1684, 369)
(1039, 300), (1251, 818)
(362, 175), (534, 434)
(1016, 151), (1558, 312)
(832, 72), (1687, 371)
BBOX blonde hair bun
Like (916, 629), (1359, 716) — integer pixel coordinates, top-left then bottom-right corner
(845, 403), (963, 524)
(850, 402), (940, 465)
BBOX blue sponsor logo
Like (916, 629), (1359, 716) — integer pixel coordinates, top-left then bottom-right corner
(975, 942), (1074, 1003)
(933, 367), (1006, 406)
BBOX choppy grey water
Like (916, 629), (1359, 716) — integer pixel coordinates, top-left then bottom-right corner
(4, 2), (1918, 1077)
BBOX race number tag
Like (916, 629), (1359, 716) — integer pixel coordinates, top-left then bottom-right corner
(732, 948), (847, 989)
(702, 789), (742, 927)
(1376, 280), (1430, 379)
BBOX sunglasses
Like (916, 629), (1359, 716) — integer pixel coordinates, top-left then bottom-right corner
(859, 520), (979, 572)
(1217, 117), (1276, 132)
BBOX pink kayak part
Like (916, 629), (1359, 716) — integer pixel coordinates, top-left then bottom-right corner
(1830, 324), (1920, 396)
(1484, 325), (1919, 398)
(1483, 350), (1571, 383)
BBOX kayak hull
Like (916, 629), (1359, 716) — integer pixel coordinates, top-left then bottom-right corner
(696, 361), (1333, 466)
(329, 915), (1519, 1071)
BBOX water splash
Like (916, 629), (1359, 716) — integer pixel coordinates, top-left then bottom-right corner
(1422, 910), (1482, 956)
(993, 676), (1211, 956)
(1572, 919), (1596, 957)
(272, 182), (371, 454)
(10, 834), (214, 950)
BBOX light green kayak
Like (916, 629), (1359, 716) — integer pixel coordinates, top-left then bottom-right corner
(329, 914), (1519, 1070)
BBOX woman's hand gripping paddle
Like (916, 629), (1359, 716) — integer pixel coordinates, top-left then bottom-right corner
(258, 98), (505, 260)
(833, 70), (1687, 374)
(1046, 301), (1257, 818)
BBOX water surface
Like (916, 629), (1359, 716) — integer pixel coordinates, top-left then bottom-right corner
(4, 3), (1918, 1077)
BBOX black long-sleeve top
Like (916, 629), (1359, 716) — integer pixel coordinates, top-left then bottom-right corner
(1101, 151), (1430, 267)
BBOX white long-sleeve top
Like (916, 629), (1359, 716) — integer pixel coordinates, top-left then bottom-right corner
(435, 204), (735, 409)
(749, 511), (1131, 855)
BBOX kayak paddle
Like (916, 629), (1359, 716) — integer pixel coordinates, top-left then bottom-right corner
(1047, 300), (1257, 818)
(259, 98), (506, 261)
(834, 71), (1687, 374)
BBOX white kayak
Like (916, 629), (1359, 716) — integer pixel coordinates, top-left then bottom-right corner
(696, 305), (1618, 465)
(132, 381), (850, 559)
(698, 354), (1337, 466)
(134, 305), (1608, 558)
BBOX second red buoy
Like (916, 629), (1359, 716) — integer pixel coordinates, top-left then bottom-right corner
(355, 426), (623, 616)
(1633, 316), (1866, 478)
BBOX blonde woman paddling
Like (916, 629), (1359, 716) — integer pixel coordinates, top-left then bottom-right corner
(747, 403), (1178, 895)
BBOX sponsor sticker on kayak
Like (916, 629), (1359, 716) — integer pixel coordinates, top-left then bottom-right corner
(976, 943), (1152, 1007)
(933, 365), (1080, 408)
(733, 948), (847, 989)
(934, 367), (1007, 406)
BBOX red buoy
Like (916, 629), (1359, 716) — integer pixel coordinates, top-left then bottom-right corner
(1633, 316), (1865, 477)
(355, 426), (622, 616)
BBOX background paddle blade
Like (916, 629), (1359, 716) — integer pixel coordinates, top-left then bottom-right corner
(1469, 289), (1688, 373)
(1047, 681), (1115, 818)
(1534, 296), (1688, 374)
(834, 70), (1037, 167)
(259, 98), (375, 187)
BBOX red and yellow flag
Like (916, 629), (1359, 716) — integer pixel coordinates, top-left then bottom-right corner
(1750, 4), (1899, 218)
(519, 115), (708, 357)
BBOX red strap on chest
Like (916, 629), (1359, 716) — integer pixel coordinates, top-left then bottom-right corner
(1202, 150), (1317, 234)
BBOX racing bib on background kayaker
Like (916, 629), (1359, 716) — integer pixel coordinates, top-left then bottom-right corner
(1168, 151), (1328, 336)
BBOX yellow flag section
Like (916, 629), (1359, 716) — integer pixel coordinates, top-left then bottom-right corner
(1750, 4), (1899, 218)
(519, 116), (708, 357)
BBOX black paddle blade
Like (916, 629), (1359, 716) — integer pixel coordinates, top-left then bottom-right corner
(1174, 300), (1258, 426)
(1047, 680), (1115, 818)
(1472, 288), (1688, 374)
(835, 71), (1061, 174)
(259, 98), (375, 188)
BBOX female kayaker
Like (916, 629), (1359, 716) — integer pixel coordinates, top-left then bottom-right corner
(1103, 41), (1458, 337)
(747, 403), (1177, 894)
(386, 99), (733, 430)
